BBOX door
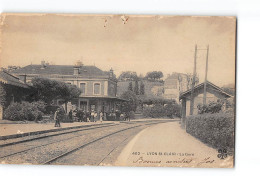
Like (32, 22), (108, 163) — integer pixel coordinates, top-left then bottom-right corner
(80, 101), (88, 111)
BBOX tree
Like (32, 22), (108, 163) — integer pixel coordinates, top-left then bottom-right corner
(157, 71), (163, 80)
(164, 102), (181, 117)
(31, 78), (81, 111)
(120, 90), (138, 113)
(145, 72), (153, 80)
(0, 84), (6, 106)
(185, 73), (193, 90)
(57, 82), (81, 113)
(145, 71), (164, 81)
(139, 74), (144, 80)
(140, 81), (145, 95)
(185, 73), (199, 90)
(128, 82), (133, 91)
(134, 80), (139, 95)
(31, 78), (59, 104)
(118, 71), (138, 81)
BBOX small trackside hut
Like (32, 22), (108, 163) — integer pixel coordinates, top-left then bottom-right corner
(179, 81), (232, 119)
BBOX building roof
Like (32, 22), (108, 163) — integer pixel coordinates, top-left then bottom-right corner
(0, 70), (30, 88)
(165, 72), (180, 80)
(11, 64), (109, 78)
(179, 81), (232, 100)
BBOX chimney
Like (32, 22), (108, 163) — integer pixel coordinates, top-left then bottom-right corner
(73, 60), (83, 75)
(74, 66), (80, 75)
(109, 68), (114, 78)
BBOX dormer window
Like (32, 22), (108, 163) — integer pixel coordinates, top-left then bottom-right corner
(74, 67), (80, 75)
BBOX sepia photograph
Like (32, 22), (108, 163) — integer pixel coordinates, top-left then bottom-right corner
(0, 13), (236, 168)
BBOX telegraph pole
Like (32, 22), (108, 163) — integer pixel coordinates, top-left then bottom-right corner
(203, 45), (209, 105)
(190, 44), (197, 115)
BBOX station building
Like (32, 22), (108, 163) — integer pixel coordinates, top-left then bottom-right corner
(11, 61), (125, 114)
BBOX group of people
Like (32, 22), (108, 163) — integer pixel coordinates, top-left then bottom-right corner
(68, 109), (103, 123)
(106, 110), (130, 121)
(54, 108), (130, 127)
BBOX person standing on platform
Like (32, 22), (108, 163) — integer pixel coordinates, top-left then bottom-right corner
(91, 110), (95, 122)
(120, 113), (125, 121)
(113, 111), (116, 121)
(94, 111), (98, 122)
(86, 110), (90, 122)
(99, 111), (103, 122)
(83, 110), (87, 122)
(126, 112), (130, 121)
(54, 108), (61, 127)
(68, 109), (73, 122)
(103, 111), (106, 121)
(115, 110), (120, 121)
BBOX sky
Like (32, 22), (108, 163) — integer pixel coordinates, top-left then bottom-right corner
(0, 13), (236, 86)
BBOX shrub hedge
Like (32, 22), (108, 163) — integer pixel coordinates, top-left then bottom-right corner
(4, 101), (46, 121)
(143, 103), (181, 118)
(143, 104), (165, 118)
(186, 112), (234, 150)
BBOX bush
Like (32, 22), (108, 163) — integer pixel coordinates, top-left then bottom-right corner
(164, 103), (181, 117)
(143, 104), (165, 118)
(0, 84), (6, 106)
(149, 104), (165, 118)
(186, 112), (234, 150)
(120, 90), (138, 112)
(197, 100), (224, 114)
(143, 107), (152, 117)
(129, 111), (135, 119)
(4, 101), (46, 121)
(143, 103), (181, 118)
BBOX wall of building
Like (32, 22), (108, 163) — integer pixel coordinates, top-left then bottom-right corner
(17, 74), (118, 98)
(163, 73), (197, 102)
(12, 70), (120, 119)
(163, 77), (179, 101)
(108, 80), (117, 97)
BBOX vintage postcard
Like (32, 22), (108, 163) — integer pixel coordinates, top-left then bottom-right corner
(0, 13), (236, 168)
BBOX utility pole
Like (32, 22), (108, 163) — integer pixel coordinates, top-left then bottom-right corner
(203, 45), (209, 105)
(190, 44), (197, 115)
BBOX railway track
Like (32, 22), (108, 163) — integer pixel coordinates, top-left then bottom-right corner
(0, 120), (174, 165)
(0, 123), (119, 159)
(0, 123), (118, 148)
(41, 121), (170, 165)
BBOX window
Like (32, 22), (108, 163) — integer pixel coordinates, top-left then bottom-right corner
(94, 83), (101, 95)
(80, 83), (86, 94)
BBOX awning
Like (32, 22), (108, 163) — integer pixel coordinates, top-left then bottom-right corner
(0, 70), (30, 89)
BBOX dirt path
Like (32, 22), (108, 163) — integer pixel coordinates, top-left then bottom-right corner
(114, 121), (233, 168)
